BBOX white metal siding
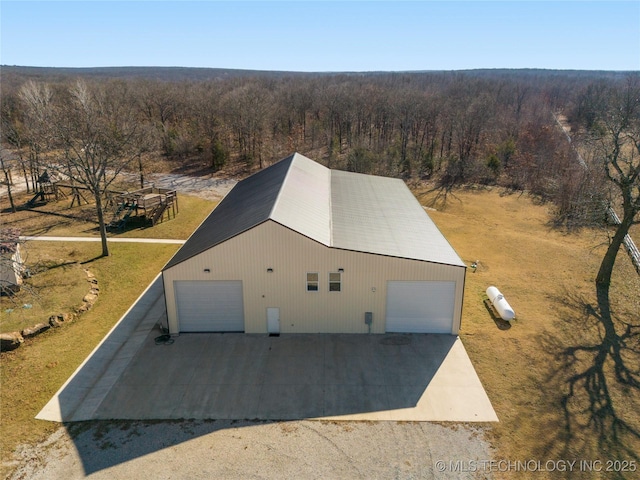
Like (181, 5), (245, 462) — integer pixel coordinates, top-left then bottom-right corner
(175, 280), (244, 332)
(163, 221), (465, 335)
(386, 281), (456, 333)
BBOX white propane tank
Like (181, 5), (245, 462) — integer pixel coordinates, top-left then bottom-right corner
(486, 286), (515, 321)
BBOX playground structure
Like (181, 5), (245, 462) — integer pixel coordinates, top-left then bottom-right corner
(26, 171), (97, 208)
(25, 175), (178, 231)
(107, 187), (178, 231)
(26, 171), (59, 206)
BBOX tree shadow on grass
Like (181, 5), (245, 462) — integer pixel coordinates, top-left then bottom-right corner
(79, 255), (105, 265)
(423, 183), (462, 210)
(26, 208), (98, 224)
(539, 289), (640, 463)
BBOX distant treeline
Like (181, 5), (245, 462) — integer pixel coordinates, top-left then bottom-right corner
(1, 66), (638, 227)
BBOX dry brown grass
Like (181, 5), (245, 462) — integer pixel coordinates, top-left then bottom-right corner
(417, 185), (640, 479)
(0, 190), (215, 239)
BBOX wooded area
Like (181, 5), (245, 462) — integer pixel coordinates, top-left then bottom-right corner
(0, 67), (637, 232)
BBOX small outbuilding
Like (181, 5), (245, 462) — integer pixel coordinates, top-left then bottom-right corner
(162, 153), (466, 335)
(0, 229), (24, 294)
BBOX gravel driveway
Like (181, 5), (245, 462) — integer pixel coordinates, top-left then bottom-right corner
(9, 419), (494, 480)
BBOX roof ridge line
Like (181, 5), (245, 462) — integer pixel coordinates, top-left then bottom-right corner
(268, 153), (297, 219)
(328, 168), (334, 247)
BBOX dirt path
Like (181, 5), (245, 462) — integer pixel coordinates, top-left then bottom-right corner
(7, 420), (494, 480)
(128, 172), (237, 201)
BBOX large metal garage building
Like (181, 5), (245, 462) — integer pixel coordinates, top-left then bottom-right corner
(162, 153), (466, 335)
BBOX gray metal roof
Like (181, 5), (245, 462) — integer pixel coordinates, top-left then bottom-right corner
(164, 153), (465, 270)
(163, 154), (292, 269)
(330, 170), (464, 265)
(271, 153), (331, 246)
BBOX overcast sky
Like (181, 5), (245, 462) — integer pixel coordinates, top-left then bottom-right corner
(1, 1), (639, 71)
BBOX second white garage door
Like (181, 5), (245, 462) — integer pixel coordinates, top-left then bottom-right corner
(386, 281), (455, 334)
(175, 280), (244, 332)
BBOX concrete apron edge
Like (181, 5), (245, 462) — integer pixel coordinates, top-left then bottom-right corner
(35, 273), (164, 422)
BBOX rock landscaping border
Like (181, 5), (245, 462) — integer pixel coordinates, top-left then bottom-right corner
(0, 269), (99, 352)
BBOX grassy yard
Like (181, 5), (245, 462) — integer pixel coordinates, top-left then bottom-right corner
(1, 192), (215, 334)
(0, 253), (89, 334)
(0, 193), (216, 477)
(0, 190), (215, 239)
(417, 185), (640, 479)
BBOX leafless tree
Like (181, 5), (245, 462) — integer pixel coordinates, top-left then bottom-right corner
(17, 80), (54, 189)
(589, 78), (640, 291)
(222, 81), (272, 168)
(545, 78), (640, 443)
(192, 83), (228, 171)
(137, 80), (180, 157)
(3, 68), (634, 208)
(50, 80), (146, 257)
(0, 149), (17, 212)
(1, 91), (31, 193)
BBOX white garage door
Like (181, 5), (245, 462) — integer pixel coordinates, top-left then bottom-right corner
(175, 281), (244, 332)
(386, 281), (455, 333)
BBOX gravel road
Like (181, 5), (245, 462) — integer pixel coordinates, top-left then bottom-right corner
(1, 171), (237, 202)
(132, 172), (237, 200)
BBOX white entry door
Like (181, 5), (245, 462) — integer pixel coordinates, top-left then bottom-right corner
(385, 281), (455, 334)
(267, 307), (280, 334)
(174, 280), (244, 332)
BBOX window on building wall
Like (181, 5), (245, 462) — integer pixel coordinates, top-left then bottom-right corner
(329, 272), (342, 292)
(306, 272), (319, 291)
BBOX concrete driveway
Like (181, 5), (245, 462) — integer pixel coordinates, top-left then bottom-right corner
(37, 275), (497, 423)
